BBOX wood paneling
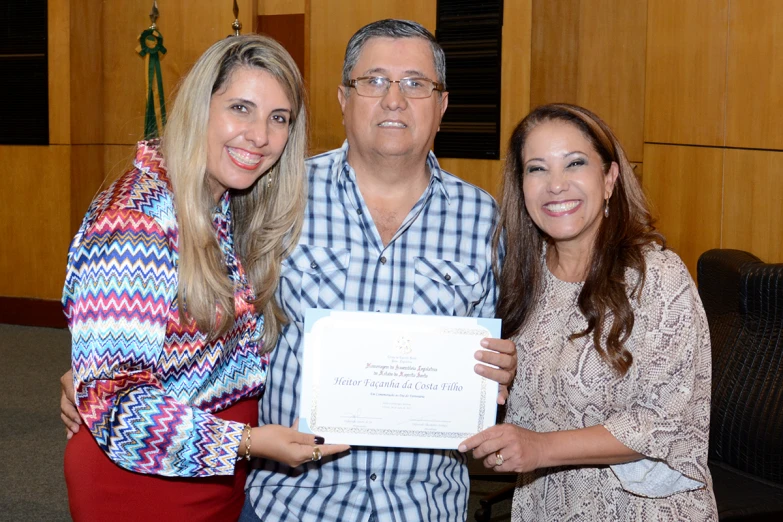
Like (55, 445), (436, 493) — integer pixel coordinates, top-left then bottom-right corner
(308, 0), (437, 153)
(439, 159), (504, 199)
(642, 144), (723, 277)
(259, 0), (305, 15)
(644, 0), (728, 146)
(723, 149), (783, 263)
(726, 0), (783, 150)
(499, 0), (533, 156)
(48, 0), (71, 145)
(0, 146), (71, 300)
(0, 297), (68, 328)
(576, 0), (647, 162)
(529, 1), (647, 162)
(258, 14), (306, 83)
(70, 0), (104, 144)
(529, 0), (580, 109)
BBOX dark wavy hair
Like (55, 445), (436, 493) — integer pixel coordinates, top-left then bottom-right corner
(492, 103), (664, 375)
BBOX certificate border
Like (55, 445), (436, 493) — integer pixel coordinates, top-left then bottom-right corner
(307, 314), (497, 439)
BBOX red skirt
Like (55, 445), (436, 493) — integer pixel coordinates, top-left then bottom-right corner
(64, 397), (258, 522)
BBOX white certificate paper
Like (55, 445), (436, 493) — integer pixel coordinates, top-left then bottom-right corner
(299, 309), (502, 449)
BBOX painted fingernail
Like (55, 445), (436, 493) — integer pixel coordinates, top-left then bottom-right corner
(314, 436), (325, 445)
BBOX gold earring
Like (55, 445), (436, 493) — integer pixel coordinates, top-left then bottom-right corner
(267, 174), (273, 188)
(604, 197), (609, 218)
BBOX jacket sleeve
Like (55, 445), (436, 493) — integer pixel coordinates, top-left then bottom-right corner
(64, 208), (244, 477)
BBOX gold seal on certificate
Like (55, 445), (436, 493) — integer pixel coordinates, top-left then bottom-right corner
(299, 309), (502, 449)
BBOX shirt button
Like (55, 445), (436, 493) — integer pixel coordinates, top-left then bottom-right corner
(380, 256), (387, 264)
(444, 273), (451, 281)
(357, 208), (363, 215)
(370, 473), (377, 481)
(310, 261), (318, 269)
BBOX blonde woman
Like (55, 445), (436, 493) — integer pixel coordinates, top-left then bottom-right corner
(62, 35), (348, 522)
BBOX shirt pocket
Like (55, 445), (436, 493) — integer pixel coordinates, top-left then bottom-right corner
(280, 245), (350, 322)
(411, 257), (481, 316)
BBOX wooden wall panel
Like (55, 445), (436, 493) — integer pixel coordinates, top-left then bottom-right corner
(723, 149), (783, 263)
(438, 159), (503, 198)
(259, 0), (305, 15)
(576, 0), (647, 162)
(0, 146), (71, 300)
(725, 0), (783, 150)
(48, 0), (71, 145)
(70, 0), (104, 144)
(644, 0), (728, 147)
(642, 144), (723, 277)
(499, 0), (533, 159)
(529, 0), (579, 109)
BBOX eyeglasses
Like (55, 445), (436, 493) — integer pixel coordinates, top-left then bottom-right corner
(347, 76), (445, 99)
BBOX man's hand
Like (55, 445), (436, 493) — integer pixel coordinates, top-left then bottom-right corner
(473, 338), (517, 405)
(60, 369), (81, 439)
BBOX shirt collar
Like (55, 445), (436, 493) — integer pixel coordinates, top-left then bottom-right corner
(333, 139), (450, 203)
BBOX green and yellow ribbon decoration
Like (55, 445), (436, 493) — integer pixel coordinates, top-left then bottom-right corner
(139, 27), (167, 139)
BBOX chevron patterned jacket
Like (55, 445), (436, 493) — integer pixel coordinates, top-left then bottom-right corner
(63, 140), (268, 477)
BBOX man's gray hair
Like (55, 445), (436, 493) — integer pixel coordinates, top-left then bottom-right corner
(342, 19), (447, 90)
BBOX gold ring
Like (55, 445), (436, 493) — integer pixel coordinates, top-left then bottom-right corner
(495, 452), (504, 467)
(311, 446), (322, 462)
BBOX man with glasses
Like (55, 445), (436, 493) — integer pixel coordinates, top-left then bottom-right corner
(241, 19), (514, 522)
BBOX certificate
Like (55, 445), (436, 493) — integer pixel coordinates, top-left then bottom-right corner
(299, 309), (502, 449)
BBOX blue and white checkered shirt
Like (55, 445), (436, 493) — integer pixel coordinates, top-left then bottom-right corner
(244, 141), (499, 522)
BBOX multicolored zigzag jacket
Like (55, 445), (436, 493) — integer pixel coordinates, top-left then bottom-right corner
(63, 140), (268, 477)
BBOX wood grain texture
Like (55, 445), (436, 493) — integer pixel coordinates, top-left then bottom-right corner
(438, 158), (503, 199)
(258, 14), (306, 83)
(48, 0), (71, 145)
(576, 0), (647, 162)
(70, 0), (105, 144)
(644, 0), (728, 146)
(258, 0), (305, 15)
(500, 0), (533, 155)
(642, 144), (723, 278)
(529, 0), (580, 109)
(0, 146), (72, 300)
(725, 0), (783, 150)
(722, 149), (783, 263)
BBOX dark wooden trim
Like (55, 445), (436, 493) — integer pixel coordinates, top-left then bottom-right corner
(0, 297), (67, 329)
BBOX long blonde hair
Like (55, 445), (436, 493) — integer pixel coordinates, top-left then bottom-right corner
(163, 35), (307, 351)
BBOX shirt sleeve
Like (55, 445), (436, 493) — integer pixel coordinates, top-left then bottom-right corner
(65, 208), (244, 477)
(602, 253), (712, 497)
(473, 211), (501, 319)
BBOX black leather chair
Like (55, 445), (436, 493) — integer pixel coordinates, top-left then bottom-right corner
(697, 249), (783, 521)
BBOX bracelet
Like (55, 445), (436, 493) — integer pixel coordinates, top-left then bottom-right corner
(243, 424), (252, 461)
(238, 424), (252, 462)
